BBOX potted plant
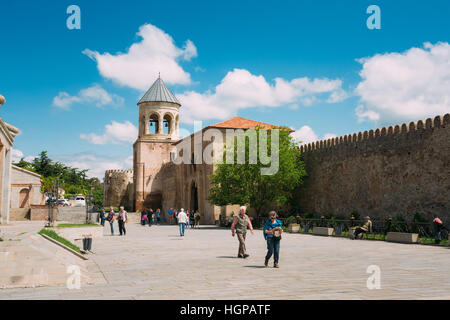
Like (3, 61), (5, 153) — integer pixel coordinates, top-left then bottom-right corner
(286, 216), (300, 233)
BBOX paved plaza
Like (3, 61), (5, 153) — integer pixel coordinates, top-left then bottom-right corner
(1, 222), (450, 299)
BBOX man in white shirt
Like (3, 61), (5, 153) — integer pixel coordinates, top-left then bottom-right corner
(177, 208), (188, 237)
(117, 206), (128, 236)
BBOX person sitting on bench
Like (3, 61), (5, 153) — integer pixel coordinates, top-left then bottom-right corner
(352, 216), (373, 239)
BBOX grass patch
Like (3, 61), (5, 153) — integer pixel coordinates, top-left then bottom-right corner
(56, 223), (98, 228)
(419, 237), (449, 245)
(0, 237), (3, 242)
(38, 228), (81, 253)
(365, 233), (386, 240)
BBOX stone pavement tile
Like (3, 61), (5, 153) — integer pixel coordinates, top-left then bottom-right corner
(2, 224), (450, 299)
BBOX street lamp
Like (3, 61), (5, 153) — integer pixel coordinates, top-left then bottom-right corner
(85, 185), (95, 224)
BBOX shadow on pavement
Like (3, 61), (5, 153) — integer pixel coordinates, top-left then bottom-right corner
(244, 265), (266, 269)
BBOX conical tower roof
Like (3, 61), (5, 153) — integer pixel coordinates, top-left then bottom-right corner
(138, 76), (180, 105)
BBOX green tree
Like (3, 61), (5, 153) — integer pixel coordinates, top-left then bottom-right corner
(14, 158), (35, 172)
(13, 150), (104, 203)
(32, 151), (53, 176)
(208, 127), (307, 218)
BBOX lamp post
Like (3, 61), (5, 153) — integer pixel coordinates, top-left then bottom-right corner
(47, 178), (56, 227)
(85, 185), (94, 224)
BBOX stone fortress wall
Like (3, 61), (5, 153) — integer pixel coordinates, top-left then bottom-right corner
(103, 169), (134, 210)
(297, 113), (450, 220)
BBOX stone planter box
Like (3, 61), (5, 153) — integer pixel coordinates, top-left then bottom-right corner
(288, 223), (300, 233)
(313, 227), (334, 236)
(386, 232), (419, 244)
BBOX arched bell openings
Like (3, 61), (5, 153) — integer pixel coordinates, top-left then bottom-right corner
(163, 113), (173, 135)
(149, 113), (159, 134)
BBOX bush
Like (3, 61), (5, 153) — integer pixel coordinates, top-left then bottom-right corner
(285, 216), (297, 225)
(413, 212), (427, 223)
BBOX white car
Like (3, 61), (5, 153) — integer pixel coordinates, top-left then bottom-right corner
(74, 196), (86, 207)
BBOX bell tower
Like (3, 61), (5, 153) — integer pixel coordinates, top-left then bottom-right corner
(133, 76), (181, 211)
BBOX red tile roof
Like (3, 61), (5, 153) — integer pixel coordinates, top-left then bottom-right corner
(209, 116), (293, 131)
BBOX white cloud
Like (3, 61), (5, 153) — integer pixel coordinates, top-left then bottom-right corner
(24, 155), (37, 162)
(290, 126), (337, 145)
(355, 42), (450, 124)
(80, 120), (138, 145)
(11, 149), (38, 164)
(178, 68), (347, 123)
(11, 149), (24, 162)
(54, 153), (133, 179)
(11, 149), (132, 179)
(53, 84), (124, 110)
(83, 24), (197, 90)
(323, 133), (337, 140)
(290, 126), (318, 144)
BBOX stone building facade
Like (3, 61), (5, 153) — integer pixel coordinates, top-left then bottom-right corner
(10, 165), (43, 208)
(297, 113), (450, 220)
(103, 169), (134, 210)
(103, 77), (449, 223)
(0, 94), (19, 224)
(103, 77), (280, 223)
(9, 165), (44, 221)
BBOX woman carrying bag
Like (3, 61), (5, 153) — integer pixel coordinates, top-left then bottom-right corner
(263, 211), (283, 268)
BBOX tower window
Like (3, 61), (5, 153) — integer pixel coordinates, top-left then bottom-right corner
(163, 114), (172, 135)
(149, 114), (159, 134)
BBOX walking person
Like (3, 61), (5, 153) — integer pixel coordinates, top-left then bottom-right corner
(168, 208), (174, 224)
(172, 209), (178, 225)
(186, 210), (191, 229)
(194, 210), (200, 228)
(99, 208), (106, 226)
(231, 206), (254, 258)
(147, 209), (154, 227)
(107, 207), (115, 235)
(117, 206), (128, 236)
(189, 210), (195, 229)
(432, 215), (446, 244)
(140, 208), (148, 226)
(263, 211), (283, 268)
(177, 208), (188, 236)
(156, 208), (161, 225)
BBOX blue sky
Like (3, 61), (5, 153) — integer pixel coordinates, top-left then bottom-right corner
(0, 0), (449, 178)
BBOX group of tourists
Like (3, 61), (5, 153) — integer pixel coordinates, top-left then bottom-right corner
(99, 206), (129, 236)
(168, 208), (201, 236)
(140, 208), (161, 226)
(231, 206), (283, 268)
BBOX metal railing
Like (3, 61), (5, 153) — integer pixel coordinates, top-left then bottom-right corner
(251, 217), (449, 241)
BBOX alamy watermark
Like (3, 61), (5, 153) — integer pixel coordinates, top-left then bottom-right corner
(66, 5), (81, 30)
(66, 265), (81, 289)
(366, 265), (381, 290)
(366, 5), (381, 30)
(170, 121), (280, 175)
